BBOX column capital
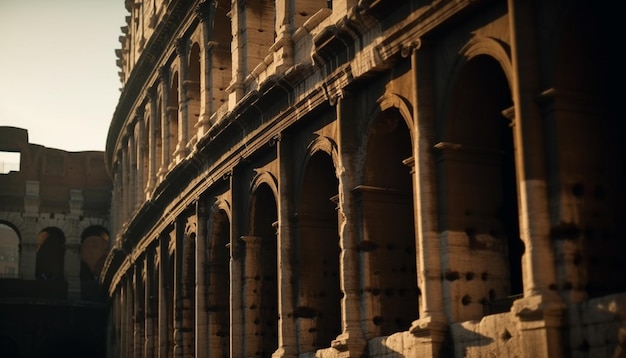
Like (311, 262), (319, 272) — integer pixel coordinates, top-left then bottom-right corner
(158, 65), (169, 81)
(175, 37), (189, 57)
(195, 1), (217, 22)
(240, 235), (263, 247)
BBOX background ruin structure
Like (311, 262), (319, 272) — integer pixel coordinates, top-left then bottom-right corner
(0, 126), (112, 357)
(101, 0), (625, 357)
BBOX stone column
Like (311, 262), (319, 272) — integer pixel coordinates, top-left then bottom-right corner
(404, 42), (447, 349)
(144, 247), (156, 358)
(331, 95), (366, 356)
(135, 108), (145, 209)
(181, 225), (195, 358)
(226, 0), (244, 106)
(241, 235), (264, 357)
(230, 168), (245, 358)
(175, 37), (190, 160)
(146, 88), (158, 196)
(125, 276), (134, 358)
(273, 133), (297, 358)
(173, 222), (184, 357)
(158, 66), (171, 181)
(114, 153), (123, 235)
(128, 125), (137, 215)
(195, 1), (215, 135)
(272, 0), (293, 74)
(121, 142), (130, 225)
(195, 199), (208, 356)
(507, 1), (564, 357)
(134, 262), (145, 358)
(158, 234), (170, 358)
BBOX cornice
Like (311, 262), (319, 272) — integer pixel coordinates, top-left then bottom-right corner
(106, 0), (201, 176)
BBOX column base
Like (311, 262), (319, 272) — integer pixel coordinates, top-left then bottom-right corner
(331, 332), (367, 357)
(511, 294), (566, 358)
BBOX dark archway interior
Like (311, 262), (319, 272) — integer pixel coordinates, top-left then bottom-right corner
(296, 151), (341, 351)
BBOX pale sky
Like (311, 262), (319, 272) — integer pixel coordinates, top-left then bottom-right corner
(0, 0), (128, 152)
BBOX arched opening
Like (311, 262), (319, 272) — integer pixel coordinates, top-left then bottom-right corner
(168, 72), (180, 161)
(438, 55), (521, 321)
(552, 3), (624, 300)
(35, 227), (66, 281)
(187, 43), (201, 128)
(0, 222), (20, 278)
(79, 225), (109, 300)
(212, 0), (233, 117)
(295, 151), (341, 351)
(245, 183), (278, 357)
(359, 107), (418, 337)
(207, 207), (231, 357)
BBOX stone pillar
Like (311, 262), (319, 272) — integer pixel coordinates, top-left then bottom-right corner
(507, 1), (564, 357)
(195, 199), (208, 356)
(135, 108), (146, 209)
(124, 276), (134, 358)
(226, 0), (244, 107)
(122, 142), (131, 223)
(128, 125), (137, 215)
(195, 1), (215, 135)
(230, 168), (245, 358)
(144, 247), (156, 358)
(134, 262), (145, 358)
(181, 226), (195, 358)
(173, 222), (184, 357)
(241, 235), (264, 357)
(146, 88), (158, 196)
(331, 95), (366, 356)
(158, 234), (170, 358)
(158, 66), (171, 181)
(406, 42), (447, 350)
(273, 133), (297, 358)
(175, 37), (190, 160)
(272, 0), (293, 74)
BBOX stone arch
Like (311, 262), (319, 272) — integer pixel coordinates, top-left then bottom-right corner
(206, 200), (231, 356)
(244, 180), (279, 357)
(35, 227), (66, 281)
(0, 221), (20, 278)
(437, 52), (522, 322)
(294, 144), (341, 352)
(79, 225), (109, 300)
(550, 1), (624, 301)
(359, 101), (419, 338)
(439, 35), (513, 134)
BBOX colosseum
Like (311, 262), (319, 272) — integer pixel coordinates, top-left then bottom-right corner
(100, 0), (625, 357)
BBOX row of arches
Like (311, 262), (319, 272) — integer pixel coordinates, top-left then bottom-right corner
(107, 0), (625, 356)
(113, 0), (341, 236)
(0, 223), (110, 300)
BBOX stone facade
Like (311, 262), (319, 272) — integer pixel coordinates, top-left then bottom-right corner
(101, 0), (625, 357)
(0, 126), (112, 357)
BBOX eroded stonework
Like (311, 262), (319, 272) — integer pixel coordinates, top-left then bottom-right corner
(101, 0), (625, 357)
